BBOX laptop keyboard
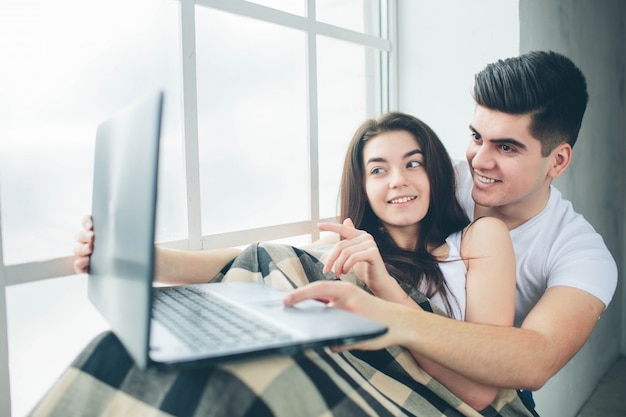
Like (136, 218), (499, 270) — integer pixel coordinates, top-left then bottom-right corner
(152, 286), (294, 353)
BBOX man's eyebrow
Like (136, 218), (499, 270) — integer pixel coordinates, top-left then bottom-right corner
(491, 138), (528, 150)
(468, 124), (527, 150)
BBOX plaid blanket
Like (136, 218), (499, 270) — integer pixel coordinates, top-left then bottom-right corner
(30, 242), (539, 417)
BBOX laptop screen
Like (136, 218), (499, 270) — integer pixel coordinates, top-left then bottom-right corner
(88, 91), (163, 368)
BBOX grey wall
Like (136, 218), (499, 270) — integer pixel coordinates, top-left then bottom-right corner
(396, 1), (519, 161)
(519, 1), (625, 415)
(397, 1), (625, 416)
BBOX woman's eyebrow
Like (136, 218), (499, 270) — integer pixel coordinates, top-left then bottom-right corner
(366, 149), (423, 165)
(366, 156), (386, 164)
(404, 149), (423, 158)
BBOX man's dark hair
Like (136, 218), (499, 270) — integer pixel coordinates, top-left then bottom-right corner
(472, 50), (588, 156)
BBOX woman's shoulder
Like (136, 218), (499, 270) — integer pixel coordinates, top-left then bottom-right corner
(460, 216), (511, 255)
(463, 216), (508, 236)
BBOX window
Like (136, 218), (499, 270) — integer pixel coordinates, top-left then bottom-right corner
(187, 0), (392, 248)
(0, 1), (393, 415)
(0, 0), (184, 264)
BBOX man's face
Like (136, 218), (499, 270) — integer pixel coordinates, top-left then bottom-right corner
(466, 106), (553, 217)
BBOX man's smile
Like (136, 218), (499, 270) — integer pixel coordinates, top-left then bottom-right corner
(475, 173), (498, 184)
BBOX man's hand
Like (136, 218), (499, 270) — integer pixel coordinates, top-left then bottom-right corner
(283, 280), (410, 352)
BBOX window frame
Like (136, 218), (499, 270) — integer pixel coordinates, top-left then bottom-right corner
(2, 0), (396, 280)
(174, 0), (396, 252)
(0, 0), (397, 412)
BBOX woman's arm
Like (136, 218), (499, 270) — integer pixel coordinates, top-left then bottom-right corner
(74, 215), (241, 284)
(154, 246), (241, 285)
(405, 217), (516, 409)
(74, 215), (340, 284)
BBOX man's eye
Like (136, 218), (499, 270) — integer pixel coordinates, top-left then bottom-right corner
(500, 144), (515, 152)
(470, 131), (481, 141)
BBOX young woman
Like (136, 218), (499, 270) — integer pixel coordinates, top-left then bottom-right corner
(74, 112), (516, 411)
(299, 113), (516, 409)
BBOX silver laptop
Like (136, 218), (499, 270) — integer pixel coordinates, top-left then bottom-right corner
(87, 92), (387, 369)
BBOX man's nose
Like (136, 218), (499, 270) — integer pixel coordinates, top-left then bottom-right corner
(469, 143), (495, 170)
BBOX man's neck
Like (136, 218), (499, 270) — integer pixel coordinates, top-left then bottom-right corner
(474, 187), (552, 230)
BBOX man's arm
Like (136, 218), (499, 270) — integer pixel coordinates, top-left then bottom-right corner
(286, 282), (605, 390)
(397, 286), (604, 390)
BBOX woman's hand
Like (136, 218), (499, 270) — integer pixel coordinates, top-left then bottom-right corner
(71, 214), (240, 284)
(319, 218), (392, 293)
(73, 215), (94, 274)
(319, 219), (412, 306)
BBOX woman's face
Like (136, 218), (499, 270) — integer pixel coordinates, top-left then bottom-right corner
(362, 130), (430, 244)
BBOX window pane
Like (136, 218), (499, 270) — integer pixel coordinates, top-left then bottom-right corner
(316, 0), (381, 35)
(0, 0), (184, 263)
(7, 275), (109, 416)
(156, 113), (188, 244)
(317, 36), (383, 219)
(195, 8), (308, 235)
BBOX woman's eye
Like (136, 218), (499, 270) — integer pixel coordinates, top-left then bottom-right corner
(407, 160), (422, 168)
(371, 167), (385, 175)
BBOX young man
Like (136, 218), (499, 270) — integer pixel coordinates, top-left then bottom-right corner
(287, 51), (618, 395)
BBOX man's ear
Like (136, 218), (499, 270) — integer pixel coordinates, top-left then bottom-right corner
(548, 143), (572, 179)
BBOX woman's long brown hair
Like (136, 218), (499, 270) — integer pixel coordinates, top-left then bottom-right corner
(338, 112), (470, 316)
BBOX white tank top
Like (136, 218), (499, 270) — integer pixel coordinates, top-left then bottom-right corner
(419, 231), (467, 320)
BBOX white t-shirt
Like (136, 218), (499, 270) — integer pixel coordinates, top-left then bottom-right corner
(454, 159), (618, 326)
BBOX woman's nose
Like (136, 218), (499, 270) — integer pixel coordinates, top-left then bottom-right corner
(389, 169), (408, 188)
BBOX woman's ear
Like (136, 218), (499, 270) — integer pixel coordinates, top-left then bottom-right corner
(548, 143), (572, 179)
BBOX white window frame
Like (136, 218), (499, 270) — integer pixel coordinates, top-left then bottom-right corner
(168, 0), (397, 251)
(0, 1), (397, 414)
